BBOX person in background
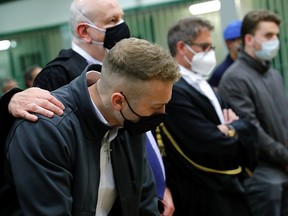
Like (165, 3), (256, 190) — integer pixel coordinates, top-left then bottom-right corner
(1, 37), (180, 215)
(208, 20), (242, 88)
(24, 65), (42, 88)
(1, 78), (18, 94)
(156, 16), (257, 216)
(219, 9), (288, 216)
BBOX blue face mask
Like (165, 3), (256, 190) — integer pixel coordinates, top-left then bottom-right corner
(255, 39), (279, 61)
(120, 92), (167, 136)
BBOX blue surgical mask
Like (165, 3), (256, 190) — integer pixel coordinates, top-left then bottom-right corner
(255, 39), (279, 61)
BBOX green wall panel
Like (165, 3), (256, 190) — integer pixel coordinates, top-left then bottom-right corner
(1, 0), (288, 90)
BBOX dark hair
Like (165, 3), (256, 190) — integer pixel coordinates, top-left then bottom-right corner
(241, 9), (281, 46)
(24, 65), (38, 81)
(167, 17), (214, 57)
(23, 65), (42, 88)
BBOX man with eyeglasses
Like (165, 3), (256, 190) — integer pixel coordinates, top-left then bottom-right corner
(155, 17), (258, 215)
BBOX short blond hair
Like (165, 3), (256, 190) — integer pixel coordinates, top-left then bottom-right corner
(102, 37), (180, 83)
(99, 37), (180, 98)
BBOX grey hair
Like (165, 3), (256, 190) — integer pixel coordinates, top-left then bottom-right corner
(167, 17), (214, 57)
(69, 1), (95, 39)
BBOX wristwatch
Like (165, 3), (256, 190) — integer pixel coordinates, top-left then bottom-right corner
(226, 124), (236, 138)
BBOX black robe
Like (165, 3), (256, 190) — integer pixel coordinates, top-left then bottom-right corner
(156, 77), (257, 216)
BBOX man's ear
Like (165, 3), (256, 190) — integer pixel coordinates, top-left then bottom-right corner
(176, 41), (186, 56)
(76, 23), (91, 43)
(245, 34), (254, 47)
(111, 92), (124, 111)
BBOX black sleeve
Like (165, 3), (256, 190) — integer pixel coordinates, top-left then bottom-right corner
(0, 87), (22, 145)
(33, 66), (71, 91)
(0, 87), (22, 185)
(231, 118), (258, 177)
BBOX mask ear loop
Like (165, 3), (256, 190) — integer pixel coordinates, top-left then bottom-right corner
(72, 3), (106, 45)
(120, 92), (142, 118)
(185, 44), (197, 55)
(73, 4), (124, 33)
(72, 4), (96, 26)
(85, 23), (106, 46)
(86, 23), (106, 33)
(183, 44), (196, 69)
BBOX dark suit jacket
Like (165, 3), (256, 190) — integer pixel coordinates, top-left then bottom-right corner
(33, 49), (89, 91)
(0, 88), (22, 187)
(157, 77), (257, 216)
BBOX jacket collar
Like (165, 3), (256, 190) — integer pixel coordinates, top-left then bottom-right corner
(238, 50), (270, 74)
(69, 64), (112, 139)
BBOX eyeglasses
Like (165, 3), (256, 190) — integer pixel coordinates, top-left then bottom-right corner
(188, 42), (215, 52)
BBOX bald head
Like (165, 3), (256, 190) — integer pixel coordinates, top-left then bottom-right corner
(70, 0), (123, 37)
(69, 0), (127, 61)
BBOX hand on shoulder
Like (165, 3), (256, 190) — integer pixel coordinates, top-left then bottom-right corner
(8, 87), (65, 121)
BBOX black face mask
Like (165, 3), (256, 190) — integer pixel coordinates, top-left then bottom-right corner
(104, 22), (130, 50)
(120, 93), (167, 136)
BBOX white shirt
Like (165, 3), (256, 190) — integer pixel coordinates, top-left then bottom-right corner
(179, 65), (225, 124)
(91, 99), (118, 216)
(72, 42), (103, 65)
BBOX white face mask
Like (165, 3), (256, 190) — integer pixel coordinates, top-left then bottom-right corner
(254, 39), (280, 61)
(184, 44), (217, 80)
